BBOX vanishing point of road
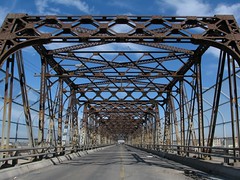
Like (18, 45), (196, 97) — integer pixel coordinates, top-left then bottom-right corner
(16, 145), (223, 180)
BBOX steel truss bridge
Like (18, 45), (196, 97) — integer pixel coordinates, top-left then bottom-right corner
(0, 14), (240, 170)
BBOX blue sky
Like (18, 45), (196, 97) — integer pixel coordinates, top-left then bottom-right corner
(0, 0), (240, 25)
(0, 0), (240, 139)
(0, 0), (239, 100)
(0, 0), (239, 97)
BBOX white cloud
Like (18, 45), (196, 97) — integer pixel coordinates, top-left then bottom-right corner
(123, 12), (134, 16)
(35, 0), (92, 14)
(44, 42), (78, 51)
(35, 0), (49, 14)
(207, 47), (220, 58)
(52, 0), (93, 14)
(155, 0), (240, 58)
(35, 0), (60, 14)
(156, 0), (240, 23)
(0, 1), (17, 25)
(0, 6), (9, 25)
(112, 1), (132, 9)
(157, 0), (211, 16)
(214, 3), (240, 21)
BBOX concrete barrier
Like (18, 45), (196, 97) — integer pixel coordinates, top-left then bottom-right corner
(132, 146), (240, 180)
(0, 145), (113, 180)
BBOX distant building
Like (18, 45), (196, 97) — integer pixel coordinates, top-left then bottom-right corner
(118, 140), (125, 144)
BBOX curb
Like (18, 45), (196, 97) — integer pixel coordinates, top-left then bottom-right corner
(131, 146), (240, 180)
(0, 145), (112, 180)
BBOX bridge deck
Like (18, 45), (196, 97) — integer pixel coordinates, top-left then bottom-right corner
(16, 145), (223, 180)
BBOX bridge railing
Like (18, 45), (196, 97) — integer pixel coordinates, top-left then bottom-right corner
(133, 144), (240, 165)
(0, 144), (110, 168)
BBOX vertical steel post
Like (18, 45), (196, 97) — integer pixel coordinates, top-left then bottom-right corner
(179, 80), (185, 151)
(184, 84), (197, 147)
(93, 114), (97, 146)
(57, 79), (63, 148)
(62, 96), (72, 146)
(71, 90), (79, 148)
(38, 56), (47, 147)
(81, 103), (88, 147)
(227, 55), (239, 160)
(143, 123), (146, 146)
(170, 95), (180, 146)
(6, 57), (14, 149)
(207, 51), (226, 149)
(1, 55), (14, 150)
(164, 92), (171, 149)
(45, 82), (57, 147)
(231, 59), (240, 158)
(16, 50), (35, 148)
(152, 114), (156, 148)
(155, 104), (161, 145)
(195, 60), (205, 151)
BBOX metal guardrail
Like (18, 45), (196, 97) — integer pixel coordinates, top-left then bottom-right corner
(0, 144), (110, 168)
(133, 144), (240, 165)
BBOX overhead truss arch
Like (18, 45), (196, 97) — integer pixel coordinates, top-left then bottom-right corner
(0, 14), (239, 160)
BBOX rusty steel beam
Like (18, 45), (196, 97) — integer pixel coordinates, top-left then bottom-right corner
(0, 14), (239, 159)
(0, 15), (240, 66)
(1, 55), (14, 150)
(38, 56), (47, 147)
(16, 50), (35, 148)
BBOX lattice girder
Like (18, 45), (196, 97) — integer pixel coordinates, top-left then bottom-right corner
(0, 14), (240, 148)
(0, 14), (240, 66)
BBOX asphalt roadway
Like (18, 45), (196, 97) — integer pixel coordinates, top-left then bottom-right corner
(16, 145), (224, 180)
